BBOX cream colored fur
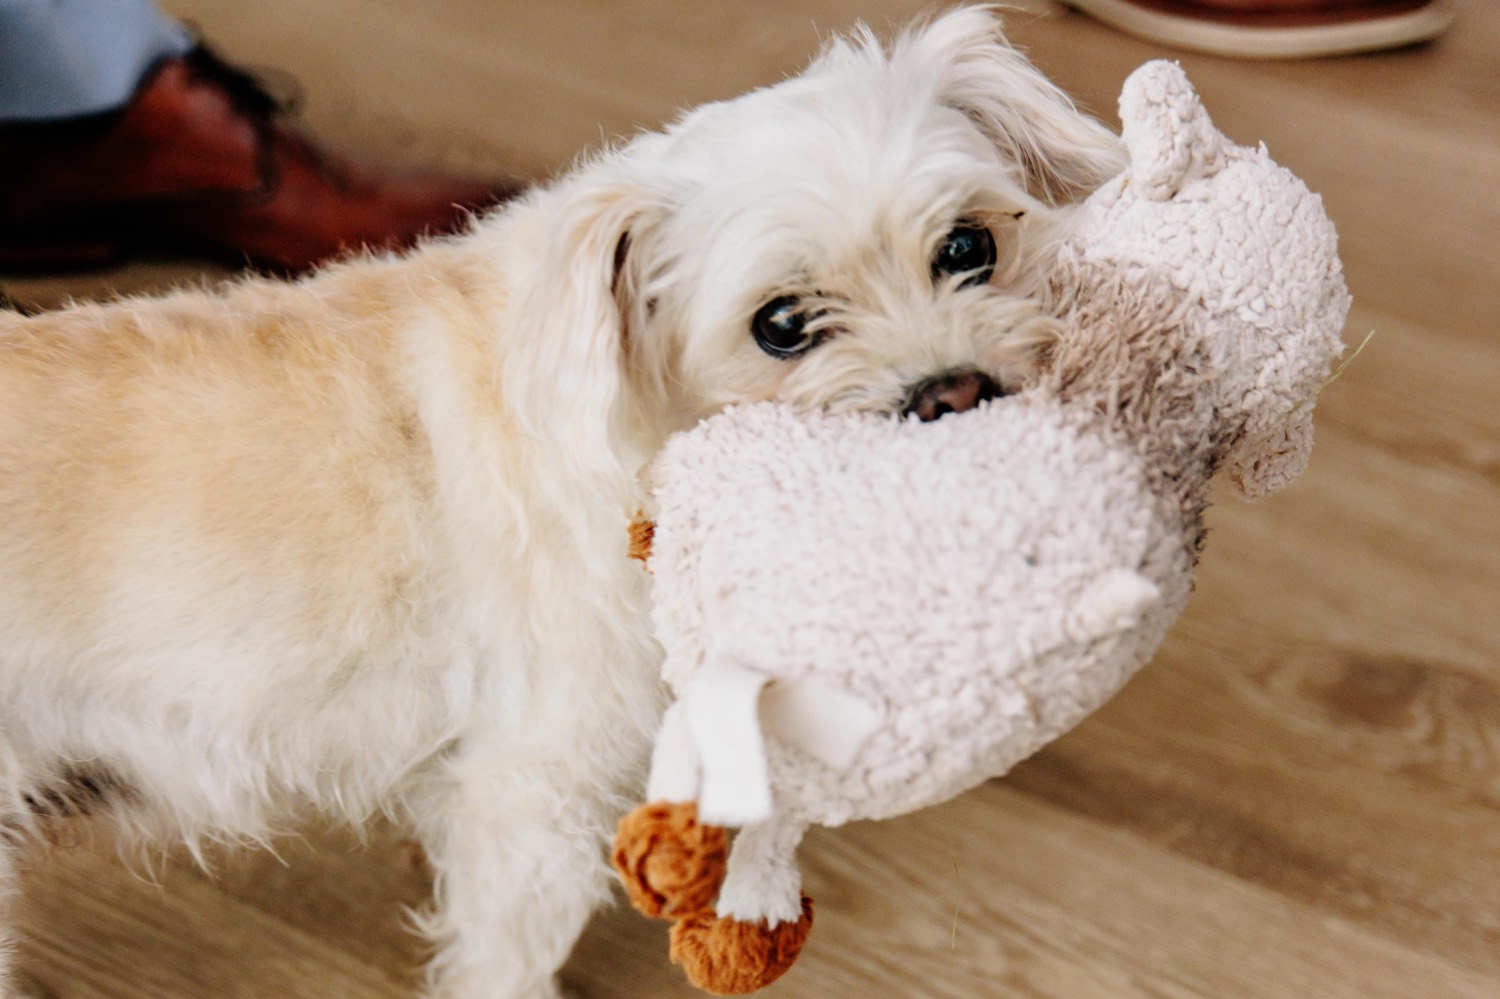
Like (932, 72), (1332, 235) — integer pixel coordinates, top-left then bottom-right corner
(0, 9), (1120, 998)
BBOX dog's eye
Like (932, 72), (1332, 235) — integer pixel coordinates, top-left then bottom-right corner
(752, 296), (817, 359)
(932, 224), (996, 288)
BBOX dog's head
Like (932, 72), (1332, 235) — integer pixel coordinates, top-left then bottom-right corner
(505, 7), (1123, 459)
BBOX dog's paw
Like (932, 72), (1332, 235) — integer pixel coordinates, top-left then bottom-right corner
(612, 801), (727, 919)
(667, 895), (814, 995)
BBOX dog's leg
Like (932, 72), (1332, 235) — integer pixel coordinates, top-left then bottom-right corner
(410, 758), (615, 999)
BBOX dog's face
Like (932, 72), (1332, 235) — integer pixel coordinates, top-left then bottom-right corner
(504, 9), (1124, 457)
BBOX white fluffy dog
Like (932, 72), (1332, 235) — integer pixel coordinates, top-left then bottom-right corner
(0, 8), (1120, 998)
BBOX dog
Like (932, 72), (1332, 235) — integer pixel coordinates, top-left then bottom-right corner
(0, 8), (1121, 997)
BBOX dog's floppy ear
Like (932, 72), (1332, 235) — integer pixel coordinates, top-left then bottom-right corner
(505, 171), (658, 483)
(898, 6), (1125, 205)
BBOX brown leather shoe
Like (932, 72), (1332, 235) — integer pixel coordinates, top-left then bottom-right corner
(0, 47), (523, 273)
(1062, 0), (1454, 58)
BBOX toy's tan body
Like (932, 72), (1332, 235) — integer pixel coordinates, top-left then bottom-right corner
(614, 61), (1350, 994)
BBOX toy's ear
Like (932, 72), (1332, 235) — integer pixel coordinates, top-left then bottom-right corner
(899, 6), (1125, 204)
(1119, 60), (1231, 200)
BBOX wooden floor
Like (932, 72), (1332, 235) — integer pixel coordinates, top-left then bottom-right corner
(3, 1), (1499, 997)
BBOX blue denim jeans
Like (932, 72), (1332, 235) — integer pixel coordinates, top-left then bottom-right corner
(0, 0), (192, 121)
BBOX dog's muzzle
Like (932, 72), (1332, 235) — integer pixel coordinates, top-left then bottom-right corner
(903, 369), (1000, 422)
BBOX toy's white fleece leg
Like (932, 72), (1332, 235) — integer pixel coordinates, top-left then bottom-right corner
(681, 663), (775, 828)
(662, 664), (882, 820)
(645, 700), (700, 804)
(715, 818), (808, 926)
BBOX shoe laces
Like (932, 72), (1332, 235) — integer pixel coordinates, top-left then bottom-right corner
(182, 43), (290, 122)
(182, 42), (355, 195)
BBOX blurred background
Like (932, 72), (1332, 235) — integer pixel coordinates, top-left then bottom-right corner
(2, 2), (1496, 997)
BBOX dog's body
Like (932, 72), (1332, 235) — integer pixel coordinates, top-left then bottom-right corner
(0, 10), (1120, 997)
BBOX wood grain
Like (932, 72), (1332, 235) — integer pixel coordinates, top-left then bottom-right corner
(3, 2), (1498, 997)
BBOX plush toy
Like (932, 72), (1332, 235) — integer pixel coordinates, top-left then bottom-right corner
(612, 60), (1350, 995)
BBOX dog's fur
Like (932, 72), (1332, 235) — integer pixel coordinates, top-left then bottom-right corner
(0, 9), (1120, 997)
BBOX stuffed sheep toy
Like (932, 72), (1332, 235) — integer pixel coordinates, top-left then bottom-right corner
(612, 60), (1350, 995)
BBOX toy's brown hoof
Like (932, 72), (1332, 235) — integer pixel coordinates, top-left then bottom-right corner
(613, 801), (728, 918)
(628, 516), (655, 568)
(668, 896), (814, 995)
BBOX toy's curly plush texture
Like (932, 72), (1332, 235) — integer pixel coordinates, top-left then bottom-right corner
(614, 60), (1349, 993)
(1046, 62), (1349, 502)
(627, 517), (657, 569)
(612, 801), (727, 918)
(650, 399), (1171, 826)
(613, 798), (811, 994)
(668, 895), (815, 995)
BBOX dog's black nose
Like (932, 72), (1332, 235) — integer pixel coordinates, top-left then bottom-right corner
(903, 369), (1000, 421)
